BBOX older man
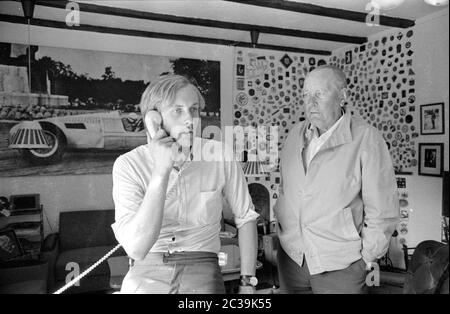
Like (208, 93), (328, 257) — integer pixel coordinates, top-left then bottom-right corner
(274, 65), (400, 294)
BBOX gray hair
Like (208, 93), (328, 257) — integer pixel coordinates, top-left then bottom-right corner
(139, 74), (205, 119)
(312, 65), (347, 90)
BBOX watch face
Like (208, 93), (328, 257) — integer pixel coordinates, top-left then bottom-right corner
(241, 275), (258, 287)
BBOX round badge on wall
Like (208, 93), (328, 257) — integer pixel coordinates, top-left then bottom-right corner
(405, 115), (413, 123)
(236, 92), (248, 106)
(251, 96), (260, 104)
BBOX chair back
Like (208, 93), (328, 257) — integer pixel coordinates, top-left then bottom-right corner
(403, 240), (449, 294)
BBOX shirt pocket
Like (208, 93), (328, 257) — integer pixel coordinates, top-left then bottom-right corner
(197, 189), (223, 225)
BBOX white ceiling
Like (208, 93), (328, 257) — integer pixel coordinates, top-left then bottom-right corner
(0, 0), (448, 54)
(287, 0), (447, 19)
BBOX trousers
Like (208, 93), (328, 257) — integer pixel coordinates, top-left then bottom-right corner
(277, 245), (368, 294)
(120, 251), (226, 294)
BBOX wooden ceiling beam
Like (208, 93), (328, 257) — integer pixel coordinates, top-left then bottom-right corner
(0, 14), (332, 55)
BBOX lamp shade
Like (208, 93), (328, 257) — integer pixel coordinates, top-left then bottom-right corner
(21, 0), (36, 19)
(250, 29), (260, 47)
(9, 121), (51, 149)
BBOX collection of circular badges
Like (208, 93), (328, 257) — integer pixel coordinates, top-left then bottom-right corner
(233, 28), (416, 175)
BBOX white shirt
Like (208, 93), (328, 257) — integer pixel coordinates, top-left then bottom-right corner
(111, 137), (259, 255)
(304, 113), (344, 168)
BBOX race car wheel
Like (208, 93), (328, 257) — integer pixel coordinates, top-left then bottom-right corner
(21, 127), (66, 164)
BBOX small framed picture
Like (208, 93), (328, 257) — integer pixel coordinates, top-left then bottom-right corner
(418, 143), (444, 177)
(0, 229), (24, 262)
(420, 103), (445, 135)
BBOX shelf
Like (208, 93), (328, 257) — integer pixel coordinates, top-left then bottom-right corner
(8, 209), (42, 216)
(0, 215), (41, 225)
(15, 229), (41, 239)
(5, 222), (41, 229)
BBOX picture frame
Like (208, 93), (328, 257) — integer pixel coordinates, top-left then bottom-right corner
(420, 103), (445, 135)
(0, 229), (24, 262)
(418, 143), (444, 177)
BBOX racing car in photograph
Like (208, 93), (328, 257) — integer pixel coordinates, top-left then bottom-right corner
(8, 111), (146, 164)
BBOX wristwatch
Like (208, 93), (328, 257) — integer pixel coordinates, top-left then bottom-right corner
(240, 275), (258, 287)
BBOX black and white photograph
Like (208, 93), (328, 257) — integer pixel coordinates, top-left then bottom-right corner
(420, 102), (445, 135)
(419, 143), (444, 176)
(0, 43), (220, 177)
(0, 229), (23, 262)
(0, 0), (448, 301)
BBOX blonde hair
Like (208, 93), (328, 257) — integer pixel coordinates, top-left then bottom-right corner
(139, 74), (205, 120)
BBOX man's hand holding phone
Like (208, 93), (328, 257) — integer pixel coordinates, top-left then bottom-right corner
(145, 111), (181, 176)
(148, 129), (177, 176)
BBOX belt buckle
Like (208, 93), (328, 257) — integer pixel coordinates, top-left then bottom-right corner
(163, 251), (170, 263)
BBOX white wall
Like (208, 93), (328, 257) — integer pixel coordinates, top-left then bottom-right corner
(0, 21), (234, 235)
(405, 8), (449, 247)
(0, 175), (114, 233)
(362, 9), (449, 264)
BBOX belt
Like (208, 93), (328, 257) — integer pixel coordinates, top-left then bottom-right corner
(132, 251), (218, 266)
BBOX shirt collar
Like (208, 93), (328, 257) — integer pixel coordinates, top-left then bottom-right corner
(305, 108), (345, 142)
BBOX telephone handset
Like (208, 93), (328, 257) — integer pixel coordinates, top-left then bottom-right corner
(144, 110), (165, 142)
(144, 110), (187, 166)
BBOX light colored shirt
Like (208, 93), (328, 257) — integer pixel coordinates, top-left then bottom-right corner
(274, 110), (400, 275)
(304, 113), (344, 169)
(111, 138), (259, 255)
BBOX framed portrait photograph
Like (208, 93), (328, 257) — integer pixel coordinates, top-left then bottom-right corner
(418, 143), (444, 177)
(420, 103), (445, 135)
(0, 229), (24, 262)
